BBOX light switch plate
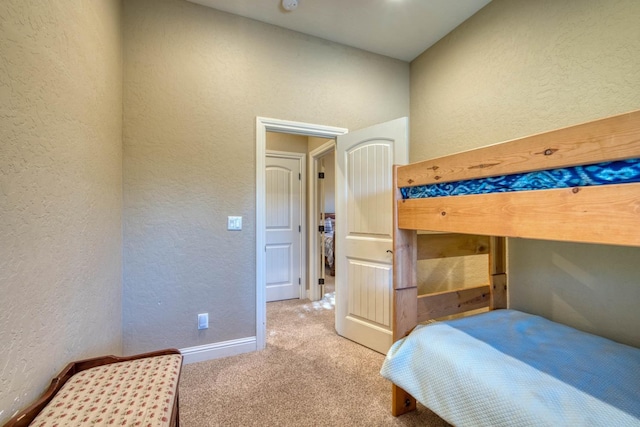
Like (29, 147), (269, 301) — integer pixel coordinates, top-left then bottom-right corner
(197, 313), (208, 330)
(228, 216), (242, 231)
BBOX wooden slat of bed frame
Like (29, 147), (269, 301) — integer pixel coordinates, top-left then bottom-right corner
(397, 109), (640, 187)
(392, 384), (417, 417)
(397, 183), (640, 247)
(490, 237), (507, 276)
(391, 167), (420, 417)
(490, 273), (508, 310)
(393, 229), (416, 291)
(417, 233), (489, 260)
(393, 287), (418, 340)
(393, 165), (417, 292)
(417, 285), (491, 322)
(490, 237), (507, 310)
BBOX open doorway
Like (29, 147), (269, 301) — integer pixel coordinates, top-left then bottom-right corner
(318, 150), (336, 301)
(308, 141), (336, 302)
(258, 117), (408, 354)
(265, 134), (337, 304)
(256, 117), (347, 350)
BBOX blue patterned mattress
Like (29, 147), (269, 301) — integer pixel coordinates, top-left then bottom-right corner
(401, 158), (640, 199)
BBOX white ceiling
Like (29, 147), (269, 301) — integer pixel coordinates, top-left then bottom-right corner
(186, 0), (491, 62)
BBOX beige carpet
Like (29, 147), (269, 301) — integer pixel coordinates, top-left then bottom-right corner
(179, 290), (450, 426)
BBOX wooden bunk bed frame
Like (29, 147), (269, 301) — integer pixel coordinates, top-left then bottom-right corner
(390, 109), (640, 416)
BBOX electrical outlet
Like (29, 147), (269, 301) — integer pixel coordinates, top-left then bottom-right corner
(198, 313), (208, 330)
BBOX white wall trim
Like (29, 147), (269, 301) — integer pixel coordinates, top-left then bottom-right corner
(180, 336), (257, 365)
(256, 117), (347, 351)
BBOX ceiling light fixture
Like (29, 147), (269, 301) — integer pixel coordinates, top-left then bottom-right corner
(282, 0), (298, 11)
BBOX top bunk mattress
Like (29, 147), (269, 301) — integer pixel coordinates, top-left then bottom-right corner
(401, 158), (640, 199)
(381, 309), (640, 426)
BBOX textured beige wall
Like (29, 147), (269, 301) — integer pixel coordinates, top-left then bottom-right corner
(307, 137), (336, 213)
(411, 0), (640, 346)
(266, 132), (308, 153)
(308, 137), (334, 153)
(122, 0), (409, 353)
(320, 151), (336, 213)
(0, 0), (123, 422)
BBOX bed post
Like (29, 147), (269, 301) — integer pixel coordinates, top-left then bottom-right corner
(392, 165), (418, 416)
(489, 236), (507, 310)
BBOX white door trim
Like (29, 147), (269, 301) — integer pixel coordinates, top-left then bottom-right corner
(308, 140), (336, 302)
(256, 117), (348, 350)
(266, 150), (306, 301)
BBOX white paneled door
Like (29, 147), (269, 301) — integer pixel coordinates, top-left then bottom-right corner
(335, 118), (408, 354)
(266, 154), (303, 302)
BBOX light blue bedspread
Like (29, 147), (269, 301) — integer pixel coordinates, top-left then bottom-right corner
(381, 309), (640, 426)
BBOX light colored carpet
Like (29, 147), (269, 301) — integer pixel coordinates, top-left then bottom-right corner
(179, 292), (450, 426)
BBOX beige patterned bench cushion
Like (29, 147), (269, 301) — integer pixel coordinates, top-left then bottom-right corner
(30, 354), (182, 426)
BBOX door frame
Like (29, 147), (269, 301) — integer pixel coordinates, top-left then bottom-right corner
(256, 117), (348, 350)
(265, 150), (306, 302)
(308, 140), (336, 302)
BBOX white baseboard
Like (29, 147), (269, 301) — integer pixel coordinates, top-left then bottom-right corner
(180, 336), (257, 365)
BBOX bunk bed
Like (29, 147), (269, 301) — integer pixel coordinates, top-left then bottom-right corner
(381, 110), (640, 426)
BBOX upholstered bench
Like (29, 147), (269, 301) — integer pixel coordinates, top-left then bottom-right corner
(4, 349), (182, 427)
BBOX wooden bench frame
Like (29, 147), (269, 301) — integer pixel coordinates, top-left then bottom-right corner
(4, 348), (183, 427)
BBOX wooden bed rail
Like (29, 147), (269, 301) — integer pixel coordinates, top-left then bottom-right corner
(397, 109), (640, 187)
(417, 233), (488, 259)
(397, 184), (640, 246)
(417, 285), (491, 322)
(414, 233), (503, 321)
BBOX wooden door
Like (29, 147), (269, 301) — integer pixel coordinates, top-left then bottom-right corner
(266, 154), (303, 302)
(335, 118), (408, 354)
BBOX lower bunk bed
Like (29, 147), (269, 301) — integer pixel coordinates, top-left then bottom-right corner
(383, 109), (640, 426)
(382, 309), (640, 426)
